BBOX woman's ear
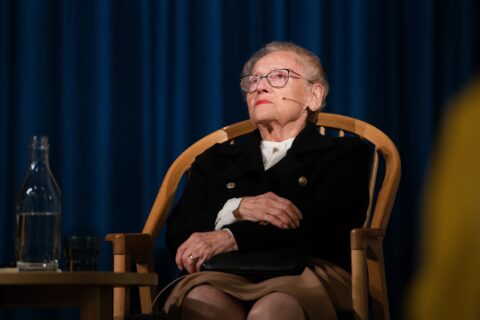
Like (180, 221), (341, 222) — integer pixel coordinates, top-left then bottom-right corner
(308, 83), (325, 112)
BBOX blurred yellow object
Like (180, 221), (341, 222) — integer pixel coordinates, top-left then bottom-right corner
(408, 77), (480, 320)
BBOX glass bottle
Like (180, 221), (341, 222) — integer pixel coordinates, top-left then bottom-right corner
(16, 136), (61, 271)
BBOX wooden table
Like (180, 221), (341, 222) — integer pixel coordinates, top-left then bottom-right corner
(0, 269), (157, 320)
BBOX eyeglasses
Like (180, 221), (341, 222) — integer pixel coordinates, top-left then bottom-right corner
(240, 68), (314, 93)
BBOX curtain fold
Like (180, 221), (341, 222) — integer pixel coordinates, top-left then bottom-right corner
(0, 0), (478, 318)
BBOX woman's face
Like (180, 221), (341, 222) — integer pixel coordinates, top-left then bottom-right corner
(246, 51), (322, 129)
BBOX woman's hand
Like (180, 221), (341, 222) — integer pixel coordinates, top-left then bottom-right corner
(175, 230), (238, 274)
(234, 192), (303, 229)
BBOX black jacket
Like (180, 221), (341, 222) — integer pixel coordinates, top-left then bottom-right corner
(166, 122), (371, 270)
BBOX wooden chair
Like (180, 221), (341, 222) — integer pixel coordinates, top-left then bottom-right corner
(106, 112), (401, 320)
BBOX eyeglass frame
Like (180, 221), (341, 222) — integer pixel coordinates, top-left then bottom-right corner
(239, 68), (314, 93)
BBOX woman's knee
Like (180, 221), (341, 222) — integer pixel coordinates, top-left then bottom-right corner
(247, 292), (305, 320)
(182, 284), (246, 320)
(185, 284), (223, 301)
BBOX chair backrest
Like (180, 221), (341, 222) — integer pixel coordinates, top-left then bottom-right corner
(142, 113), (401, 241)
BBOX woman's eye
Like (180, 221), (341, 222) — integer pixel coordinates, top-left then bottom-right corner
(250, 77), (259, 85)
(271, 73), (286, 80)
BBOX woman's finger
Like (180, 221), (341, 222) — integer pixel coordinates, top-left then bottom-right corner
(261, 211), (290, 229)
(268, 194), (302, 224)
(268, 204), (300, 228)
(175, 245), (188, 270)
(195, 255), (209, 272)
(253, 200), (297, 228)
(238, 192), (302, 228)
(186, 253), (199, 273)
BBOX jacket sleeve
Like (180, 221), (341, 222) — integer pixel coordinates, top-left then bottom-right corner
(165, 160), (209, 259)
(165, 144), (236, 258)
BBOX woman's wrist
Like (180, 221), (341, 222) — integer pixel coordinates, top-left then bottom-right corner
(233, 197), (248, 220)
(222, 229), (238, 251)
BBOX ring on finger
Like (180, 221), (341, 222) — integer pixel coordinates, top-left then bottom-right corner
(188, 254), (198, 261)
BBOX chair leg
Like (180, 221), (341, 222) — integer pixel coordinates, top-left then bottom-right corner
(113, 254), (131, 318)
(139, 286), (157, 313)
(352, 249), (368, 320)
(137, 262), (158, 314)
(367, 243), (390, 320)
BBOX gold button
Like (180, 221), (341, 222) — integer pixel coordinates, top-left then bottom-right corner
(298, 176), (307, 187)
(226, 182), (236, 189)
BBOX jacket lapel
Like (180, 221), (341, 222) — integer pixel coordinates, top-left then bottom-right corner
(269, 122), (335, 176)
(219, 131), (265, 180)
(219, 122), (335, 179)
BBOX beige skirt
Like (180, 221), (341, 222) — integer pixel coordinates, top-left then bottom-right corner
(164, 259), (352, 320)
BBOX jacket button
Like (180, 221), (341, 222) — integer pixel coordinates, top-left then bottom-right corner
(226, 182), (236, 189)
(298, 176), (308, 187)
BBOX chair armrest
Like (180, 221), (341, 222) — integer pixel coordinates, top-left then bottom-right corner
(350, 228), (384, 250)
(105, 233), (154, 263)
(106, 233), (157, 316)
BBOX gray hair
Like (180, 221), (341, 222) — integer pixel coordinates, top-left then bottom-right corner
(242, 42), (329, 122)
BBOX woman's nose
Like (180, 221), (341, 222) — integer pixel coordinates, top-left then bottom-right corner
(256, 77), (270, 92)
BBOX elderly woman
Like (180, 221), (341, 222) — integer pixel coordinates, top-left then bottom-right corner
(164, 42), (370, 320)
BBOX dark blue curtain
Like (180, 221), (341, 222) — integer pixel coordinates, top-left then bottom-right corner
(0, 0), (479, 319)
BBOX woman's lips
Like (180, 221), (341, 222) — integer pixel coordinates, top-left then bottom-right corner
(255, 99), (272, 106)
